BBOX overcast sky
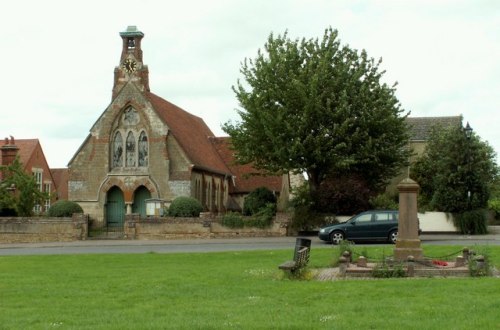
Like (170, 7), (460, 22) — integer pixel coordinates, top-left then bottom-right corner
(1, 0), (498, 168)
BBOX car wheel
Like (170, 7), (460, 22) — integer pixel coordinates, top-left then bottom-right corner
(389, 230), (398, 244)
(330, 231), (345, 245)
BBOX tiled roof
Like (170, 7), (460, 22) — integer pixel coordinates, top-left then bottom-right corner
(406, 116), (462, 141)
(146, 92), (232, 176)
(210, 137), (283, 193)
(0, 138), (39, 169)
(51, 168), (69, 200)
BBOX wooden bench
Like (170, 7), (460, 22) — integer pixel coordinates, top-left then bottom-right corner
(279, 246), (310, 274)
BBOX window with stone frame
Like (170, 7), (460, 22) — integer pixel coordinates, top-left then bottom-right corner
(138, 131), (148, 166)
(44, 183), (51, 211)
(112, 131), (124, 168)
(33, 170), (42, 192)
(215, 182), (220, 210)
(126, 131), (136, 167)
(205, 180), (212, 210)
(32, 169), (43, 213)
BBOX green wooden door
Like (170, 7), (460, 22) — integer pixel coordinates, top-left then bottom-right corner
(132, 186), (151, 218)
(106, 186), (125, 228)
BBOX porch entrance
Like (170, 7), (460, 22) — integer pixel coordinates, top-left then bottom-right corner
(132, 186), (151, 218)
(106, 186), (125, 229)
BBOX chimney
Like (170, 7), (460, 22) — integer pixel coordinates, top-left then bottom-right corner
(1, 136), (19, 166)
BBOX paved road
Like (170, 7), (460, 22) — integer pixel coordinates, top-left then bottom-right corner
(0, 233), (499, 255)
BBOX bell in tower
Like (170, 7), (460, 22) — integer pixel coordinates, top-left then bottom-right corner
(119, 25), (144, 63)
(113, 26), (150, 99)
(127, 38), (135, 49)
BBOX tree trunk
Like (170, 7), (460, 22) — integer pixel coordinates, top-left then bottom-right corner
(307, 170), (322, 197)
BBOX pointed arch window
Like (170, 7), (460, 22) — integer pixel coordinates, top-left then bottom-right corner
(126, 132), (136, 167)
(138, 131), (148, 167)
(112, 132), (124, 168)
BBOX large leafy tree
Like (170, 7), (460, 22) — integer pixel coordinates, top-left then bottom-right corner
(0, 157), (48, 216)
(223, 28), (410, 198)
(412, 124), (498, 213)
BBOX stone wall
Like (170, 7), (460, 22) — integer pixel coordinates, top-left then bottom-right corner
(0, 213), (289, 243)
(0, 214), (88, 243)
(124, 213), (290, 240)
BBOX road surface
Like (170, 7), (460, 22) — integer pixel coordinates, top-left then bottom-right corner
(0, 233), (499, 255)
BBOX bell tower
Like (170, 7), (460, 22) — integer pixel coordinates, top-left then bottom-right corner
(112, 26), (150, 99)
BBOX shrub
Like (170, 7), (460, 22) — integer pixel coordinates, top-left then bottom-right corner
(221, 212), (244, 228)
(331, 240), (355, 267)
(222, 205), (275, 229)
(47, 200), (83, 217)
(168, 197), (203, 217)
(243, 187), (277, 216)
(488, 199), (500, 220)
(290, 183), (331, 231)
(372, 263), (406, 278)
(453, 209), (488, 235)
(291, 206), (332, 231)
(246, 203), (275, 228)
(468, 246), (492, 277)
(369, 192), (398, 210)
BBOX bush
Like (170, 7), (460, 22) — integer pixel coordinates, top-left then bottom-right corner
(369, 192), (398, 210)
(372, 263), (406, 278)
(221, 212), (244, 228)
(47, 200), (83, 217)
(246, 203), (275, 228)
(453, 209), (488, 235)
(222, 205), (275, 229)
(168, 197), (203, 217)
(243, 187), (277, 216)
(290, 183), (333, 231)
(291, 207), (333, 232)
(488, 199), (500, 220)
(468, 246), (492, 277)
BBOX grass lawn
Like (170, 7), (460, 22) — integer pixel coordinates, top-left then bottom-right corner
(0, 244), (499, 329)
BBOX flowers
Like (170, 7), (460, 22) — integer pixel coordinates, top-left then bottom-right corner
(432, 260), (448, 266)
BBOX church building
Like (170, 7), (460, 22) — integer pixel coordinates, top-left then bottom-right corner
(68, 26), (247, 228)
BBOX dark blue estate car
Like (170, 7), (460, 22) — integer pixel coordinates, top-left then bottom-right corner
(318, 210), (399, 244)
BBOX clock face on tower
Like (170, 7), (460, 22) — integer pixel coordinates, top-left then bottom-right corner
(122, 58), (137, 73)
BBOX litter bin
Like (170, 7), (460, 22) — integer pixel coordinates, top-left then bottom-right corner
(294, 237), (311, 259)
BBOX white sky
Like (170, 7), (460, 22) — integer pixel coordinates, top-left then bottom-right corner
(1, 0), (498, 168)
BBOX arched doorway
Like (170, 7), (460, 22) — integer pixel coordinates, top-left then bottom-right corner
(132, 185), (151, 218)
(106, 186), (125, 229)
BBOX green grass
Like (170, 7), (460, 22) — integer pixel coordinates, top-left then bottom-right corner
(0, 245), (499, 329)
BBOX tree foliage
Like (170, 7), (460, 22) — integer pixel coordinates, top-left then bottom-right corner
(0, 157), (49, 216)
(412, 124), (498, 213)
(312, 173), (372, 215)
(223, 27), (410, 199)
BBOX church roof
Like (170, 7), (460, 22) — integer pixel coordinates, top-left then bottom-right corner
(406, 116), (462, 141)
(210, 137), (283, 194)
(146, 92), (232, 176)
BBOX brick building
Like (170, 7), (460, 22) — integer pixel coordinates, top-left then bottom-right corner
(0, 137), (58, 213)
(68, 26), (295, 228)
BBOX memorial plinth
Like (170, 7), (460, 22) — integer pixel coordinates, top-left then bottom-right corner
(394, 178), (423, 261)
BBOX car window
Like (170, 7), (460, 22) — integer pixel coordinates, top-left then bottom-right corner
(374, 213), (391, 222)
(355, 214), (372, 223)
